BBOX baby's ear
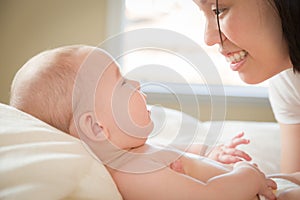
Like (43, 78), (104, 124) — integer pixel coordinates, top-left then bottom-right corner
(78, 112), (109, 141)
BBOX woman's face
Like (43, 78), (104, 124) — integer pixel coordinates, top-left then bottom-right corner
(194, 0), (292, 84)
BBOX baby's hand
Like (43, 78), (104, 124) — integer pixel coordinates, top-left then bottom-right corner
(170, 159), (185, 174)
(234, 162), (277, 200)
(207, 132), (252, 164)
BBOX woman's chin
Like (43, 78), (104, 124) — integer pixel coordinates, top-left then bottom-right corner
(239, 73), (266, 85)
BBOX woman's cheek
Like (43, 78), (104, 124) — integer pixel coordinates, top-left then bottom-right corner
(221, 15), (242, 43)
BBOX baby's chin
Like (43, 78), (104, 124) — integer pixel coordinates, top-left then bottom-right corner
(139, 120), (155, 138)
(122, 120), (154, 139)
(148, 120), (155, 134)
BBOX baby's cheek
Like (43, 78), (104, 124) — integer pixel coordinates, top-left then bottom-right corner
(128, 96), (148, 126)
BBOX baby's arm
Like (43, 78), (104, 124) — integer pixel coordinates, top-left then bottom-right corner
(108, 158), (276, 200)
(171, 156), (277, 199)
(170, 154), (232, 182)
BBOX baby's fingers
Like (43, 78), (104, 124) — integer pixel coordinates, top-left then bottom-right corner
(259, 179), (277, 200)
(261, 189), (276, 200)
(266, 178), (277, 190)
(170, 159), (184, 174)
(222, 147), (252, 161)
(227, 132), (250, 148)
(217, 154), (242, 164)
(232, 132), (245, 139)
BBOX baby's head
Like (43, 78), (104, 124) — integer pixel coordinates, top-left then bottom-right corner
(10, 45), (90, 133)
(10, 45), (153, 149)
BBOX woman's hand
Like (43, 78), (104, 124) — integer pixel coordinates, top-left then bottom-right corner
(207, 132), (252, 164)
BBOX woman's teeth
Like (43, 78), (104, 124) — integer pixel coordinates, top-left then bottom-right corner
(226, 50), (248, 63)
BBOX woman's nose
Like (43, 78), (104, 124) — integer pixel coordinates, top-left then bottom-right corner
(204, 19), (225, 46)
(130, 80), (141, 90)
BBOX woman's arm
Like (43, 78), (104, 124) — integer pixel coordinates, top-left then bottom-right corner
(280, 123), (300, 173)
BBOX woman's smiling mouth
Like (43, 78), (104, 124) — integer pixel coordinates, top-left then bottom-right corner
(226, 50), (248, 64)
(225, 50), (248, 71)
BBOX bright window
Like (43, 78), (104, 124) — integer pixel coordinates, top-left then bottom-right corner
(119, 0), (268, 87)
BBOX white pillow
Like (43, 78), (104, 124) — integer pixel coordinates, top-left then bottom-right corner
(0, 103), (122, 200)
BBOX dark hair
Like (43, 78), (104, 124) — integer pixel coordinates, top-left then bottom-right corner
(216, 0), (300, 73)
(271, 0), (300, 73)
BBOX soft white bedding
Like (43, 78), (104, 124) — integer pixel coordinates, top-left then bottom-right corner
(0, 103), (122, 200)
(0, 103), (280, 199)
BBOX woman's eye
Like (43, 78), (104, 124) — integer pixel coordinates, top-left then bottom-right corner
(212, 8), (227, 16)
(121, 79), (127, 86)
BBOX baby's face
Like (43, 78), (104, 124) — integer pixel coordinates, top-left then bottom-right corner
(94, 58), (154, 148)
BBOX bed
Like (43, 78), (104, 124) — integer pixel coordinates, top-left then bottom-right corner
(0, 103), (280, 199)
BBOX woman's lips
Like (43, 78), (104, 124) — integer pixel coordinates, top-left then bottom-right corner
(225, 50), (248, 71)
(230, 58), (247, 71)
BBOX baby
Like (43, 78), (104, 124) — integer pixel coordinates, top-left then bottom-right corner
(10, 45), (299, 200)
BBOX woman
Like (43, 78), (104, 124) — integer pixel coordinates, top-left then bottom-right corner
(193, 0), (300, 173)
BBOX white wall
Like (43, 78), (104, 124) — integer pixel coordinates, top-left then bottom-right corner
(0, 0), (109, 104)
